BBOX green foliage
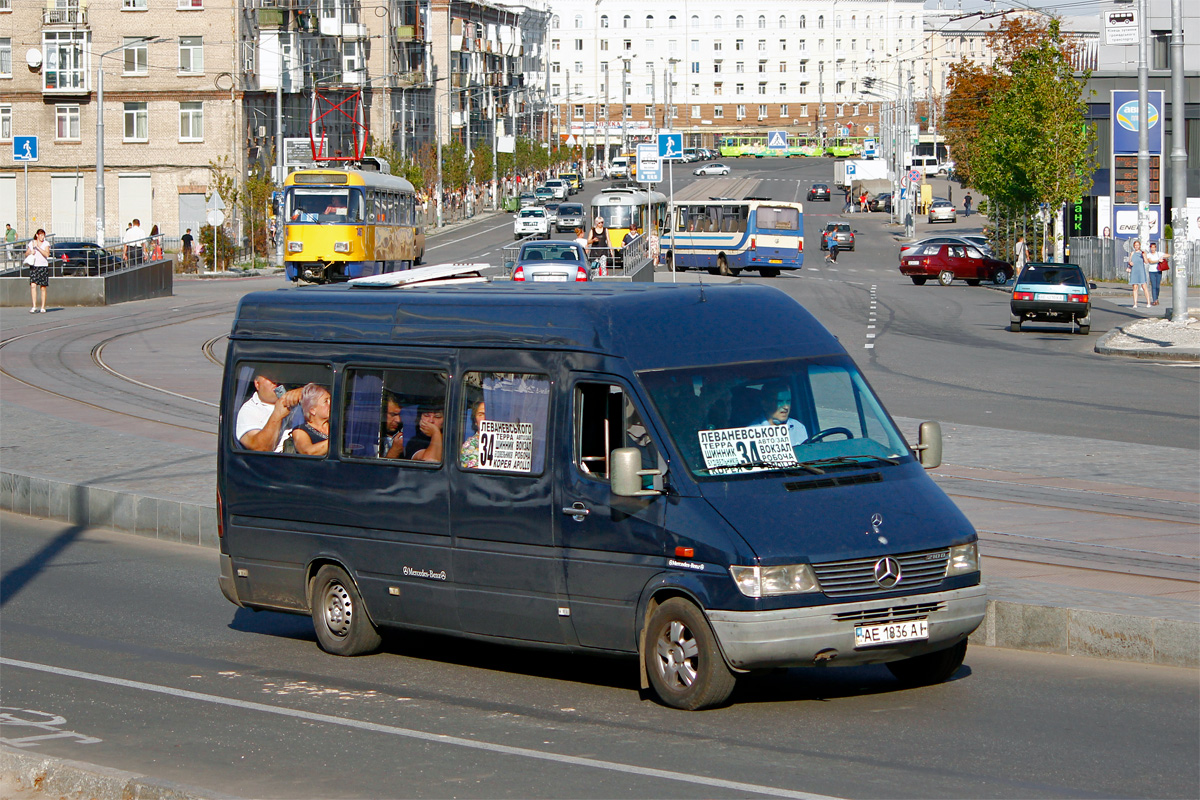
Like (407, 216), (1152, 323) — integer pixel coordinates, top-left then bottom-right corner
(442, 140), (469, 191)
(198, 225), (236, 271)
(240, 169), (275, 257)
(472, 143), (495, 185)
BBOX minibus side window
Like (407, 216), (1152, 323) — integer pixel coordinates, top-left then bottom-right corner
(232, 361), (332, 456)
(458, 372), (550, 474)
(574, 383), (657, 480)
(341, 368), (448, 463)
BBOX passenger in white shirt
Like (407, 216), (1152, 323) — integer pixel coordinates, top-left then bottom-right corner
(235, 371), (303, 452)
(750, 381), (808, 448)
(123, 218), (146, 264)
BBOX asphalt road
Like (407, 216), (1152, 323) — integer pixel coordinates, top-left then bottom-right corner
(2, 513), (1197, 799)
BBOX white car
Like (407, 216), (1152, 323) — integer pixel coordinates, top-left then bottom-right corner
(693, 163), (731, 176)
(513, 207), (550, 240)
(928, 199), (957, 224)
(544, 179), (569, 200)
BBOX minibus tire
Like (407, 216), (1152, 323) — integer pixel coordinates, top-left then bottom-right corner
(644, 598), (736, 710)
(885, 640), (967, 687)
(311, 565), (381, 656)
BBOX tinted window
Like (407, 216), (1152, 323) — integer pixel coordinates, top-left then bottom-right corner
(559, 204), (583, 215)
(232, 362), (334, 455)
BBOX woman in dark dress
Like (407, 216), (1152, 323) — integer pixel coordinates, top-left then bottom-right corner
(291, 383), (331, 456)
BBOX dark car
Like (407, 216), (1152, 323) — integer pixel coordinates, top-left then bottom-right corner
(52, 241), (125, 276)
(869, 192), (892, 213)
(820, 222), (855, 251)
(807, 183), (832, 202)
(1010, 262), (1093, 334)
(899, 242), (1012, 286)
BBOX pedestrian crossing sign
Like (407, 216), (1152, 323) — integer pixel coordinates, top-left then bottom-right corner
(767, 130), (788, 149)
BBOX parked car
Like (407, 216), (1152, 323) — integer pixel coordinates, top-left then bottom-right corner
(534, 186), (556, 204)
(51, 241), (125, 276)
(554, 202), (586, 233)
(1010, 262), (1093, 334)
(807, 183), (832, 202)
(959, 235), (993, 255)
(928, 199), (957, 224)
(518, 192), (537, 209)
(869, 192), (892, 213)
(693, 162), (731, 176)
(513, 207), (550, 240)
(509, 240), (592, 282)
(900, 235), (990, 259)
(899, 242), (1012, 286)
(820, 222), (855, 251)
(544, 179), (569, 200)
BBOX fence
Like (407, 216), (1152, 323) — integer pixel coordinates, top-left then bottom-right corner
(1066, 237), (1199, 285)
(0, 234), (153, 279)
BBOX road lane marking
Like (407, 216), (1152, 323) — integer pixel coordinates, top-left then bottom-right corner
(425, 221), (513, 251)
(1, 658), (842, 800)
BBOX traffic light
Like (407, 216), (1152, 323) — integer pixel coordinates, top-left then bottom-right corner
(864, 77), (876, 89)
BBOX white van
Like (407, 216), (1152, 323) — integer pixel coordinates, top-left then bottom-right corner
(609, 157), (630, 179)
(910, 156), (941, 177)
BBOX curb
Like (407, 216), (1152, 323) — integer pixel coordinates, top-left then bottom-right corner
(1094, 325), (1200, 362)
(1, 746), (241, 800)
(3, 467), (1195, 670)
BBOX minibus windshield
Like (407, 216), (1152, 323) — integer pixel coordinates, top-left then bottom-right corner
(640, 357), (910, 478)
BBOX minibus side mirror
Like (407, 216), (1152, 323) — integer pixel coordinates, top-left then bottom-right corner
(611, 447), (664, 497)
(913, 421), (942, 469)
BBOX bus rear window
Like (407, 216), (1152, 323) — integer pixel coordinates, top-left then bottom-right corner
(755, 206), (799, 231)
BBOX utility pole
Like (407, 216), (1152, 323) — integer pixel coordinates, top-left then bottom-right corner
(1136, 0), (1151, 249)
(1169, 0), (1188, 320)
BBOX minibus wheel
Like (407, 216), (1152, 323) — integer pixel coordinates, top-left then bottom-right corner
(311, 565), (381, 656)
(885, 640), (967, 687)
(644, 598), (736, 710)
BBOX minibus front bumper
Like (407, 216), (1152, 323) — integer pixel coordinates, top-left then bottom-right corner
(707, 584), (987, 670)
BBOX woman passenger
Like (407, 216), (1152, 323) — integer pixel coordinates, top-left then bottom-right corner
(291, 383), (331, 456)
(460, 399), (486, 468)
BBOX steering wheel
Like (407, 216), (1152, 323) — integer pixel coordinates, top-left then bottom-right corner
(802, 427), (854, 445)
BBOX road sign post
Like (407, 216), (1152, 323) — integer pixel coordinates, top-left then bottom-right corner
(14, 137), (38, 238)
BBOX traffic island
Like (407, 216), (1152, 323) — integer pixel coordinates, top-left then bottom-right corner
(0, 259), (173, 307)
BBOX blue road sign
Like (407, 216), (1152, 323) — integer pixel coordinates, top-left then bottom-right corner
(13, 136), (38, 163)
(767, 130), (788, 149)
(637, 143), (661, 182)
(658, 133), (684, 160)
(845, 163), (857, 176)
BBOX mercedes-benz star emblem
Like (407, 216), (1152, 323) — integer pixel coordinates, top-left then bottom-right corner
(874, 557), (902, 588)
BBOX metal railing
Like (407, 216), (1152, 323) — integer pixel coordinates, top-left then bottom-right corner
(1, 234), (166, 279)
(1066, 237), (1199, 285)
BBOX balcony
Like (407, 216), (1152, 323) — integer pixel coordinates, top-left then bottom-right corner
(43, 7), (87, 25)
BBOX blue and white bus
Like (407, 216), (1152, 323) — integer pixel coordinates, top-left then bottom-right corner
(664, 199), (804, 277)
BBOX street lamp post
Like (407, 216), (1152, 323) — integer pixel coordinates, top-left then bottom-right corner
(96, 36), (157, 247)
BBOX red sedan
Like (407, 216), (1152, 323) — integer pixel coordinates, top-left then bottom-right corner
(899, 242), (1013, 286)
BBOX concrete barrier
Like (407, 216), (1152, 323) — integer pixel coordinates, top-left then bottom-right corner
(0, 259), (173, 306)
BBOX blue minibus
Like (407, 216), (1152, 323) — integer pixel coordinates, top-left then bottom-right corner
(217, 269), (985, 710)
(664, 199), (804, 277)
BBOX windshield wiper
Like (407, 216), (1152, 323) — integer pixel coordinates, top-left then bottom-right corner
(795, 454), (901, 470)
(695, 460), (826, 476)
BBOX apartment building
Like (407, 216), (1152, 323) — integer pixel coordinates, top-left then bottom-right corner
(0, 0), (238, 242)
(542, 0), (927, 151)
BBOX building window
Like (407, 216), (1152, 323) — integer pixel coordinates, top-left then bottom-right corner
(735, 62), (743, 73)
(735, 15), (744, 29)
(124, 102), (148, 141)
(800, 104), (807, 117)
(780, 104), (788, 116)
(780, 63), (787, 73)
(623, 39), (632, 51)
(600, 40), (608, 51)
(758, 61), (766, 73)
(818, 15), (824, 30)
(780, 40), (787, 51)
(714, 105), (723, 118)
(798, 62), (806, 73)
(575, 39), (583, 50)
(56, 104), (80, 140)
(836, 81), (845, 93)
(851, 15), (857, 30)
(124, 37), (149, 75)
(691, 83), (699, 95)
(758, 40), (766, 51)
(343, 40), (361, 74)
(551, 62), (560, 74)
(779, 83), (787, 94)
(623, 106), (632, 118)
(714, 61), (722, 73)
(780, 16), (787, 29)
(179, 101), (203, 141)
(123, 0), (148, 8)
(179, 36), (203, 74)
(0, 105), (10, 142)
(646, 15), (654, 28)
(623, 14), (630, 29)
(736, 104), (745, 120)
(573, 105), (584, 119)
(691, 61), (699, 73)
(551, 39), (560, 51)
(758, 15), (767, 29)
(691, 105), (700, 118)
(43, 31), (87, 91)
(669, 15), (677, 29)
(551, 85), (560, 98)
(836, 103), (844, 115)
(714, 82), (722, 95)
(645, 40), (654, 52)
(800, 15), (806, 30)
(600, 15), (608, 28)
(715, 15), (722, 27)
(736, 83), (744, 95)
(0, 37), (10, 78)
(757, 82), (767, 95)
(714, 41), (722, 52)
(551, 15), (560, 29)
(177, 0), (203, 8)
(575, 14), (582, 28)
(644, 105), (652, 117)
(574, 61), (583, 73)
(1152, 31), (1170, 70)
(735, 39), (744, 51)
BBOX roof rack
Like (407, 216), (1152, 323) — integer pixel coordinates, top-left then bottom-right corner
(348, 263), (493, 289)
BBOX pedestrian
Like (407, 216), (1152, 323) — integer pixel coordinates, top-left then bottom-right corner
(860, 190), (869, 213)
(5, 223), (15, 261)
(963, 193), (972, 217)
(843, 187), (852, 213)
(825, 236), (839, 264)
(123, 218), (145, 264)
(25, 228), (51, 313)
(1126, 239), (1151, 309)
(149, 224), (163, 261)
(1145, 242), (1167, 307)
(1013, 234), (1028, 278)
(572, 227), (588, 251)
(180, 228), (195, 271)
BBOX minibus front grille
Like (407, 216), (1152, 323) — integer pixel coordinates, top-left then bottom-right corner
(813, 549), (950, 597)
(833, 601), (945, 624)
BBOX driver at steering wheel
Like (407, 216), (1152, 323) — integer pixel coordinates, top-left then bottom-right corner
(750, 380), (808, 447)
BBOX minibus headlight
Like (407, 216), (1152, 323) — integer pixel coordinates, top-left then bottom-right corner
(287, 241), (303, 253)
(333, 241), (351, 253)
(729, 564), (820, 598)
(948, 542), (979, 574)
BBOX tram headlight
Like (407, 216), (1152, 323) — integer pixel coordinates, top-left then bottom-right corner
(287, 241), (303, 253)
(333, 241), (351, 253)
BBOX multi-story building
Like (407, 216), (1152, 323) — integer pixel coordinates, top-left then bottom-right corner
(1, 0), (239, 243)
(541, 0), (928, 153)
(1, 1), (547, 243)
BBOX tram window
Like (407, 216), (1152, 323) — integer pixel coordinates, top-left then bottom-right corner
(366, 190), (377, 222)
(458, 372), (551, 474)
(341, 368), (449, 463)
(231, 361), (333, 455)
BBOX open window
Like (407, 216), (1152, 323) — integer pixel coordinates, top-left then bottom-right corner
(574, 382), (658, 481)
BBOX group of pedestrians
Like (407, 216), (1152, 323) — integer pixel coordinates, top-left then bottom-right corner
(1126, 239), (1170, 308)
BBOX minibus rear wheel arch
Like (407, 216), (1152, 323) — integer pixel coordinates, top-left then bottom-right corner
(639, 591), (738, 711)
(308, 561), (382, 657)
